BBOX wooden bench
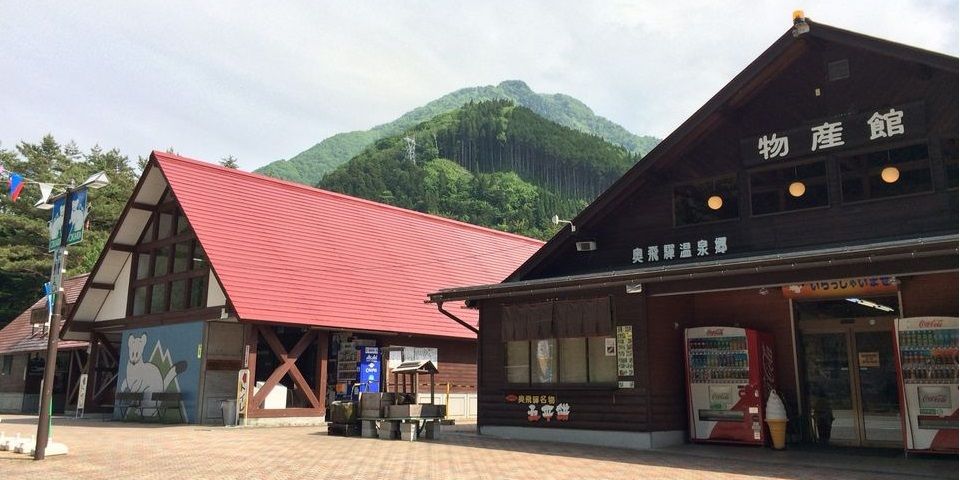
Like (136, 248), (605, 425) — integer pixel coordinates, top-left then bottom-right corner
(149, 392), (184, 423)
(115, 391), (143, 420)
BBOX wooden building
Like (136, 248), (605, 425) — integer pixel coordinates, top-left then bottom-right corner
(428, 19), (958, 449)
(0, 275), (92, 414)
(62, 152), (542, 425)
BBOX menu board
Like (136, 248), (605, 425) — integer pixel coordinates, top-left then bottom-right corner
(616, 325), (634, 377)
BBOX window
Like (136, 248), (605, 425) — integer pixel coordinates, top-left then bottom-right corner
(943, 138), (958, 190)
(839, 143), (933, 203)
(1, 355), (12, 375)
(674, 176), (739, 226)
(750, 161), (829, 215)
(128, 195), (209, 316)
(502, 298), (618, 385)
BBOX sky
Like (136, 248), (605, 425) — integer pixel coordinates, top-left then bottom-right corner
(1, 1), (957, 171)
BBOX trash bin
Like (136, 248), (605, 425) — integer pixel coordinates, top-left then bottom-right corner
(220, 399), (237, 427)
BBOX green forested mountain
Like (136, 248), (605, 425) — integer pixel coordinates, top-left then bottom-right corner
(319, 100), (638, 239)
(258, 80), (658, 185)
(0, 136), (137, 326)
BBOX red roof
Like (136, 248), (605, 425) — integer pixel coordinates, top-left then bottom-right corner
(0, 275), (89, 354)
(153, 152), (543, 339)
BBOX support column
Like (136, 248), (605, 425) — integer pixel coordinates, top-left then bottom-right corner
(82, 337), (100, 412)
(243, 324), (259, 415)
(315, 330), (328, 416)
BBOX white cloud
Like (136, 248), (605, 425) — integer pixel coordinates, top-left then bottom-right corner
(1, 1), (956, 170)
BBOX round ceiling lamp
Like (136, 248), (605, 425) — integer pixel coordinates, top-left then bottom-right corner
(881, 166), (900, 184)
(788, 181), (806, 198)
(707, 195), (723, 210)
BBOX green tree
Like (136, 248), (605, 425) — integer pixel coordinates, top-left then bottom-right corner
(0, 136), (137, 326)
(220, 155), (239, 169)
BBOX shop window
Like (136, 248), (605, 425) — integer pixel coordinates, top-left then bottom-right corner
(750, 161), (829, 215)
(128, 199), (209, 316)
(674, 176), (739, 226)
(502, 298), (618, 385)
(1, 355), (12, 375)
(943, 138), (958, 190)
(839, 143), (933, 203)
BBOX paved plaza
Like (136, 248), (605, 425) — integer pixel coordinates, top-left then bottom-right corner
(0, 415), (955, 479)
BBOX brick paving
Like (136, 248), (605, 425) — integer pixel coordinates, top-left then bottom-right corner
(0, 415), (954, 480)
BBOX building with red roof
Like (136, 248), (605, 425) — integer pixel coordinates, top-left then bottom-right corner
(1, 274), (90, 414)
(63, 151), (543, 424)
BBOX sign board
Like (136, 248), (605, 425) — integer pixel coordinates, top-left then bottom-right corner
(781, 276), (898, 299)
(49, 188), (87, 251)
(858, 352), (880, 368)
(50, 247), (65, 294)
(740, 102), (925, 167)
(616, 325), (634, 377)
(75, 373), (88, 417)
(237, 368), (250, 420)
(361, 346), (381, 393)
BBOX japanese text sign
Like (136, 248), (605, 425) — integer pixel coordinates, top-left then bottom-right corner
(740, 102), (924, 167)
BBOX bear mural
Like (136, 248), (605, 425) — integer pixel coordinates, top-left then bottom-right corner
(115, 322), (203, 422)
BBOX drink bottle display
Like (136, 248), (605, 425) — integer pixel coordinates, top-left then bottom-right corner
(894, 317), (959, 454)
(684, 326), (776, 445)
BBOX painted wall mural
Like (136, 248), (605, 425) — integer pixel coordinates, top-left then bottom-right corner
(115, 322), (204, 422)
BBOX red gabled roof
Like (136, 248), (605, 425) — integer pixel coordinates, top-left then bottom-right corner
(152, 151), (544, 339)
(0, 275), (89, 354)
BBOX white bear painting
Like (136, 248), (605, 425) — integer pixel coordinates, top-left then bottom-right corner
(116, 322), (203, 423)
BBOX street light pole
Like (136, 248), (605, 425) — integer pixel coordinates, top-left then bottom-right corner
(33, 170), (108, 460)
(34, 188), (74, 460)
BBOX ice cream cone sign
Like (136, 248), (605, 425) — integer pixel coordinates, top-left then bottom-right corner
(527, 404), (540, 422)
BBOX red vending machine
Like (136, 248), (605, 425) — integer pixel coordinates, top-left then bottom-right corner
(685, 326), (777, 445)
(894, 317), (958, 454)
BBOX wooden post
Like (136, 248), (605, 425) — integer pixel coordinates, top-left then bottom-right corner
(82, 337), (100, 413)
(315, 330), (328, 415)
(430, 373), (435, 404)
(243, 324), (259, 414)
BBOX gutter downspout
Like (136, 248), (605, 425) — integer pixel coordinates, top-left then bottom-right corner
(434, 302), (481, 435)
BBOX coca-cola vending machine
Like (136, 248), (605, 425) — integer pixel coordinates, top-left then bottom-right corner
(894, 317), (958, 454)
(685, 326), (777, 445)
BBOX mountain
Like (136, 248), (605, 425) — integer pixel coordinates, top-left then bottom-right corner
(256, 80), (658, 185)
(318, 100), (637, 239)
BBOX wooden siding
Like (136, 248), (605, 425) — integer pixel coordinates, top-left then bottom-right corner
(528, 43), (958, 281)
(900, 272), (959, 317)
(478, 290), (653, 432)
(373, 335), (477, 394)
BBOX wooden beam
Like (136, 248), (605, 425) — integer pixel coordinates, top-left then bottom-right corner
(92, 331), (119, 361)
(91, 306), (222, 331)
(90, 282), (114, 291)
(109, 244), (136, 253)
(246, 407), (324, 418)
(131, 202), (156, 211)
(315, 331), (328, 415)
(250, 327), (318, 410)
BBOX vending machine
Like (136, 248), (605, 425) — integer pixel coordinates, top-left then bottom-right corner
(685, 326), (777, 445)
(894, 317), (958, 454)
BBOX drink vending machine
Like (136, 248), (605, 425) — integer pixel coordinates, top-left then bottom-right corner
(685, 326), (777, 445)
(894, 317), (958, 454)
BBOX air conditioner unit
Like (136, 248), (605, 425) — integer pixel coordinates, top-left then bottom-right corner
(575, 241), (597, 252)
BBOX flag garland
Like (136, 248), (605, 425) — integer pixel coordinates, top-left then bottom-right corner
(0, 161), (68, 203)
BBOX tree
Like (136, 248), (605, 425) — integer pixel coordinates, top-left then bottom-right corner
(220, 155), (239, 169)
(0, 136), (137, 326)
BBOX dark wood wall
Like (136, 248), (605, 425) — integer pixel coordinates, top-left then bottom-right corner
(900, 272), (960, 317)
(374, 335), (477, 394)
(528, 42), (958, 280)
(477, 289), (654, 432)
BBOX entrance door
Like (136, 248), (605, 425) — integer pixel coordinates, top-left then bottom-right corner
(799, 317), (902, 448)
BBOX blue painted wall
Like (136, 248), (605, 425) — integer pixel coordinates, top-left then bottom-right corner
(115, 322), (204, 422)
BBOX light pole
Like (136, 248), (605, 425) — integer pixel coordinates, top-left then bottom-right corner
(33, 171), (109, 460)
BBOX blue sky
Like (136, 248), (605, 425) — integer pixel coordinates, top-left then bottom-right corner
(2, 1), (957, 170)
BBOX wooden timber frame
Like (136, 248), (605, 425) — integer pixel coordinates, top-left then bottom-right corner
(79, 331), (120, 413)
(243, 324), (329, 418)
